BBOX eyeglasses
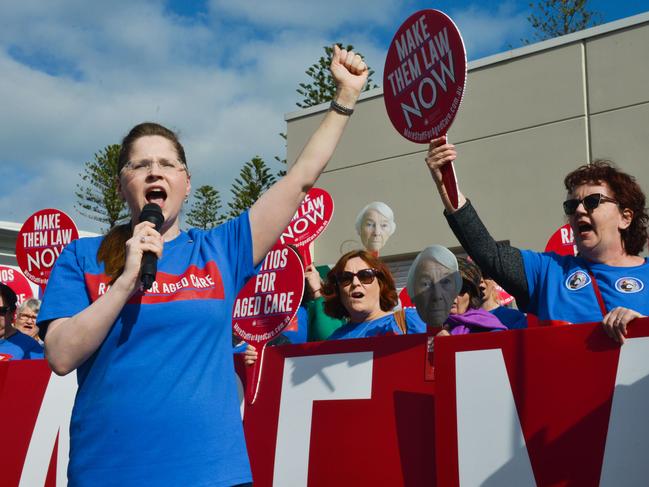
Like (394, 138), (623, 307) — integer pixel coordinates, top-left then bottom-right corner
(18, 313), (37, 322)
(563, 193), (619, 216)
(0, 306), (12, 314)
(336, 268), (380, 287)
(121, 159), (186, 174)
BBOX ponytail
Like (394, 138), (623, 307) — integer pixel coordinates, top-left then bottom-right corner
(97, 223), (132, 284)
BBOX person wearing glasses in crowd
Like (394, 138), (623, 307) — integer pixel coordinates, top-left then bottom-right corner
(0, 284), (44, 360)
(425, 137), (649, 343)
(322, 249), (425, 340)
(14, 298), (42, 342)
(37, 45), (368, 487)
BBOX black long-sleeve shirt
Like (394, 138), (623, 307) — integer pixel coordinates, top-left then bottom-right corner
(444, 200), (530, 310)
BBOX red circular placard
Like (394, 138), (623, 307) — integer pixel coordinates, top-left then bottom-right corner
(545, 223), (577, 257)
(15, 208), (79, 287)
(383, 10), (467, 144)
(0, 265), (35, 304)
(232, 244), (305, 346)
(278, 188), (334, 249)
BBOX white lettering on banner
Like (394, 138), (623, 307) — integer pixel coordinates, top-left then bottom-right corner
(273, 352), (373, 486)
(400, 48), (455, 129)
(560, 227), (574, 245)
(27, 247), (62, 272)
(395, 14), (431, 62)
(33, 213), (61, 231)
(254, 272), (277, 293)
(600, 337), (649, 486)
(0, 268), (15, 281)
(20, 371), (77, 487)
(455, 349), (536, 486)
(281, 207), (326, 243)
(260, 249), (288, 272)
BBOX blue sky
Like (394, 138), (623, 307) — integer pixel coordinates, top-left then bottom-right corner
(1, 0), (646, 232)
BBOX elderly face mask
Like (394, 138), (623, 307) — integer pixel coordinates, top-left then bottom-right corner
(411, 258), (460, 326)
(360, 209), (392, 252)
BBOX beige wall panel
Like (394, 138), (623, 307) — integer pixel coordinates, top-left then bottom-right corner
(287, 43), (586, 175)
(286, 96), (422, 173)
(589, 103), (649, 185)
(451, 44), (586, 142)
(313, 118), (589, 265)
(586, 22), (649, 114)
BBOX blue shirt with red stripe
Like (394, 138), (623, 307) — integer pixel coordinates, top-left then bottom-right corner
(38, 213), (257, 487)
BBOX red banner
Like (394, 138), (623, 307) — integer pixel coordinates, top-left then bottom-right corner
(4, 319), (649, 486)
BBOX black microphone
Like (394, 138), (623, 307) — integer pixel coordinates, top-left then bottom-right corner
(139, 203), (164, 291)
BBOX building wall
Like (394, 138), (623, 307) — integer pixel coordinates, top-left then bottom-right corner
(285, 13), (649, 267)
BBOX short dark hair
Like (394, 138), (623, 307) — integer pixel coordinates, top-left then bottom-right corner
(0, 283), (18, 311)
(322, 250), (398, 320)
(564, 160), (648, 256)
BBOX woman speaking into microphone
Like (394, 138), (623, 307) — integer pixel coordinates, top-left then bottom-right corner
(38, 45), (368, 487)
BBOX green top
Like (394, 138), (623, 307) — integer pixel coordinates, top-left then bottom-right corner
(305, 264), (345, 341)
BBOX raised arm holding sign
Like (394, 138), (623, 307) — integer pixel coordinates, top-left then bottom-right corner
(425, 140), (649, 342)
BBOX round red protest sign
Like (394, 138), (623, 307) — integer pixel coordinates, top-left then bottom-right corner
(545, 223), (577, 257)
(232, 244), (305, 346)
(15, 208), (79, 287)
(384, 10), (467, 144)
(278, 188), (334, 248)
(0, 265), (34, 304)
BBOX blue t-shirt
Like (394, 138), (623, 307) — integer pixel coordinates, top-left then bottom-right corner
(38, 214), (257, 487)
(490, 306), (527, 329)
(521, 251), (649, 324)
(328, 308), (425, 340)
(0, 331), (44, 360)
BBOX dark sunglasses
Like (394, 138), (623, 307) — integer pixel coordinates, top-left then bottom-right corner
(563, 193), (619, 216)
(336, 268), (380, 287)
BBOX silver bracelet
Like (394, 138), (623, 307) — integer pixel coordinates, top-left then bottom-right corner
(330, 99), (354, 116)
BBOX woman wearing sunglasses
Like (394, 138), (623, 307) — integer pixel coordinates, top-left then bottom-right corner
(425, 137), (649, 343)
(323, 250), (426, 339)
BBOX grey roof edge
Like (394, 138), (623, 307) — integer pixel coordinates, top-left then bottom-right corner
(285, 10), (649, 122)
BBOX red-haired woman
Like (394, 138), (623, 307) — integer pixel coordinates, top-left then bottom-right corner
(323, 250), (425, 339)
(244, 250), (426, 364)
(426, 137), (649, 343)
(37, 46), (368, 487)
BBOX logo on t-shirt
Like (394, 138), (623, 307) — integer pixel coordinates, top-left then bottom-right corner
(615, 277), (644, 293)
(565, 270), (591, 291)
(0, 353), (13, 362)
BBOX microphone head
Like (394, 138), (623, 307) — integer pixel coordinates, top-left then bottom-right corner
(139, 203), (164, 231)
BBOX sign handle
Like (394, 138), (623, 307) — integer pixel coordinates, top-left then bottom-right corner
(246, 342), (267, 404)
(297, 246), (313, 267)
(441, 162), (459, 210)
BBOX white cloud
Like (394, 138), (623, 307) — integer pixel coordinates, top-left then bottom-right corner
(0, 0), (536, 233)
(0, 0), (390, 233)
